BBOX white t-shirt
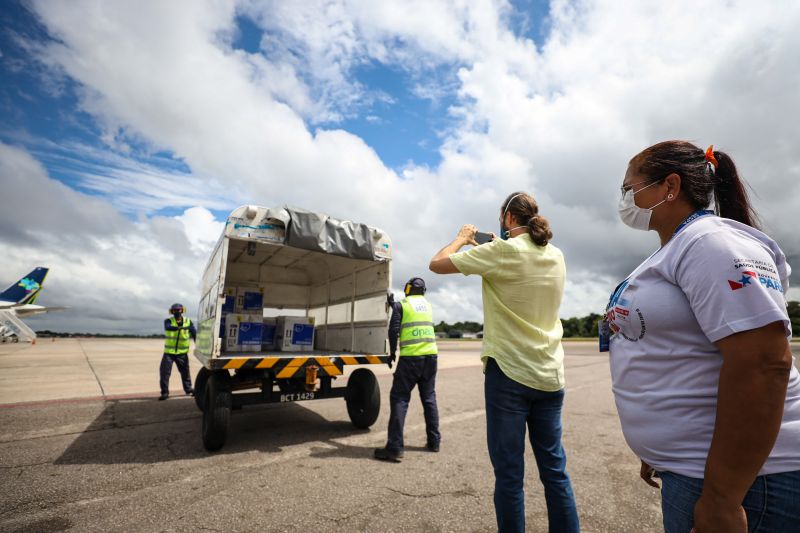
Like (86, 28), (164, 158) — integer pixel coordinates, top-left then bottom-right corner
(607, 214), (800, 478)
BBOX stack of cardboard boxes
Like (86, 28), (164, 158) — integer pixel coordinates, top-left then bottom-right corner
(221, 286), (315, 353)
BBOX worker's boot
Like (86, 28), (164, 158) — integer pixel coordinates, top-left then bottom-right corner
(426, 441), (440, 453)
(373, 447), (403, 462)
(158, 393), (169, 401)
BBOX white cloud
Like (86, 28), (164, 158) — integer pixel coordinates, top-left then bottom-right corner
(0, 142), (219, 333)
(4, 0), (798, 334)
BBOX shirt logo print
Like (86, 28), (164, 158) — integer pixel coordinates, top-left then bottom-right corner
(728, 271), (757, 291)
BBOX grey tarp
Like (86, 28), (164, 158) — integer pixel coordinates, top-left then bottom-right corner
(284, 207), (378, 260)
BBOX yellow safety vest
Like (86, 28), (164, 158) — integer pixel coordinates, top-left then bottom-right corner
(399, 296), (438, 356)
(164, 317), (192, 355)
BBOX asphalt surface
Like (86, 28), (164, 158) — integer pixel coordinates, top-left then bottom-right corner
(1, 339), (796, 532)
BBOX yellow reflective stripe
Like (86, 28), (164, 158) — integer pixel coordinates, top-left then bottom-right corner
(321, 365), (342, 376)
(340, 356), (358, 365)
(276, 358), (307, 378)
(223, 358), (248, 370)
(255, 358), (278, 369)
(366, 355), (382, 364)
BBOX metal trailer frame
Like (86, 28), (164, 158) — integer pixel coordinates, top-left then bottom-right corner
(193, 205), (392, 451)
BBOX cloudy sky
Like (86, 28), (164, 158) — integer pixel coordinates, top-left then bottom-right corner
(1, 0), (798, 334)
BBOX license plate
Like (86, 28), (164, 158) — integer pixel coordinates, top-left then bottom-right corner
(279, 392), (315, 403)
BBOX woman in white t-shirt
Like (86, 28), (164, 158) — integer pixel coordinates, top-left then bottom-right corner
(606, 141), (800, 533)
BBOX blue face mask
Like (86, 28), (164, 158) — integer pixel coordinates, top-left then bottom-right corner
(500, 193), (526, 240)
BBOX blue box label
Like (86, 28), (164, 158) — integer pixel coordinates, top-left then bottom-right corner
(222, 295), (235, 313)
(242, 291), (263, 310)
(238, 321), (264, 346)
(291, 324), (314, 346)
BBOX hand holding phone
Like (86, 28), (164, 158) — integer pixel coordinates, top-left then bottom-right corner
(474, 232), (494, 245)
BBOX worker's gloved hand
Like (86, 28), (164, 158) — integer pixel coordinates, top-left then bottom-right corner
(388, 353), (396, 369)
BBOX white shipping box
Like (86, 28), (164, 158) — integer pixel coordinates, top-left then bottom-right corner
(275, 316), (315, 352)
(224, 315), (240, 353)
(224, 313), (264, 353)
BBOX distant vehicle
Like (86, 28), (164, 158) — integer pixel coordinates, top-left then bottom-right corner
(0, 267), (67, 343)
(194, 205), (393, 451)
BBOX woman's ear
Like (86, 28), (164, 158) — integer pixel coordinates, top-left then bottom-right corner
(665, 173), (682, 200)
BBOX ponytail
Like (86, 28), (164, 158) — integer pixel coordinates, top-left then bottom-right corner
(632, 141), (761, 229)
(501, 191), (553, 247)
(527, 215), (552, 246)
(712, 150), (760, 229)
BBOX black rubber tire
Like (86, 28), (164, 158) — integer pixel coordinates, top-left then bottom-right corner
(345, 368), (381, 429)
(202, 371), (232, 452)
(194, 367), (210, 411)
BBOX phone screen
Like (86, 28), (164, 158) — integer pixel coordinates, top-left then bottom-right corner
(475, 232), (493, 245)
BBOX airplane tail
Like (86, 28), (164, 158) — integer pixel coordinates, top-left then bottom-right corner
(0, 267), (49, 305)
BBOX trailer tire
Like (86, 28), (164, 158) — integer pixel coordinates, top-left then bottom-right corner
(202, 371), (232, 452)
(194, 367), (210, 411)
(345, 368), (380, 429)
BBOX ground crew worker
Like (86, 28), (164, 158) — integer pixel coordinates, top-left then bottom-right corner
(374, 277), (441, 462)
(159, 303), (196, 401)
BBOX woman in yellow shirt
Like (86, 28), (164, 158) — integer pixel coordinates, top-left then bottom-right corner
(429, 192), (579, 533)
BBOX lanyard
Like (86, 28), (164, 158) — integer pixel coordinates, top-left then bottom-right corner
(605, 210), (714, 313)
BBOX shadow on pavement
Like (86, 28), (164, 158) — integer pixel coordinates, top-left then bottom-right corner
(54, 396), (374, 465)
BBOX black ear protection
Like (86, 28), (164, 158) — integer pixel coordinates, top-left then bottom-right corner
(404, 278), (425, 296)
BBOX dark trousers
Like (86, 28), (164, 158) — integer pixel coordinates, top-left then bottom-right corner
(386, 355), (440, 451)
(159, 353), (193, 395)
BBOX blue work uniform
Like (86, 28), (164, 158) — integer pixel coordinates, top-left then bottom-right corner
(159, 317), (196, 396)
(386, 298), (441, 452)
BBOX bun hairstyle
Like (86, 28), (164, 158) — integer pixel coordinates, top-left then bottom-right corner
(630, 140), (760, 228)
(501, 192), (553, 246)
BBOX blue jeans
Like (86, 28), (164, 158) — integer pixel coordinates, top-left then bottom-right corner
(660, 470), (800, 533)
(484, 357), (580, 533)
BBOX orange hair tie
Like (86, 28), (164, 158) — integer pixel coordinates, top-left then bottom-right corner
(705, 145), (719, 169)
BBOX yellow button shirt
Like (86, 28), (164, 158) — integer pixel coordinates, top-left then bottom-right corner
(450, 233), (566, 391)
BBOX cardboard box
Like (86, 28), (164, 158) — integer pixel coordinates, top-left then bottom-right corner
(221, 287), (236, 314)
(224, 315), (240, 353)
(276, 316), (315, 352)
(237, 314), (263, 352)
(236, 287), (264, 312)
(223, 313), (264, 353)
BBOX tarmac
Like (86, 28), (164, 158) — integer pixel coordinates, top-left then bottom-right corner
(0, 338), (797, 532)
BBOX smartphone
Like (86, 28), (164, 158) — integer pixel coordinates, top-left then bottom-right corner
(475, 232), (493, 245)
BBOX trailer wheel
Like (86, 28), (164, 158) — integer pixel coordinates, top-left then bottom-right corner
(194, 367), (210, 411)
(345, 368), (380, 429)
(202, 371), (232, 451)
